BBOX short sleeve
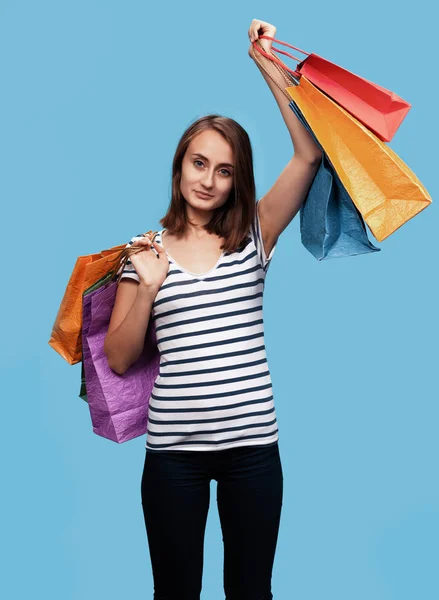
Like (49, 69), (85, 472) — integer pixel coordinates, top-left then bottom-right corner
(251, 200), (277, 272)
(116, 233), (145, 283)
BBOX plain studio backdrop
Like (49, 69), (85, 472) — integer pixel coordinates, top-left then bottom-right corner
(1, 1), (437, 599)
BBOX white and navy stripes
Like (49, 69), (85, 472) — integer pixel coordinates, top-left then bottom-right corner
(118, 200), (278, 452)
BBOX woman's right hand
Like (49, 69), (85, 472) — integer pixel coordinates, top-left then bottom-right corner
(128, 234), (169, 291)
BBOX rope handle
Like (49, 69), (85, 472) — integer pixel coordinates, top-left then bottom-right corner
(252, 35), (310, 78)
(105, 230), (159, 284)
(269, 49), (299, 88)
(250, 40), (299, 100)
(257, 35), (309, 59)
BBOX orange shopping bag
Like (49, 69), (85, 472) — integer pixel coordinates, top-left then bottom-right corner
(48, 231), (155, 365)
(285, 76), (432, 242)
(48, 244), (126, 365)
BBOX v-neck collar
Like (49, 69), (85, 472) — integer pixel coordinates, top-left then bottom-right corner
(159, 229), (225, 280)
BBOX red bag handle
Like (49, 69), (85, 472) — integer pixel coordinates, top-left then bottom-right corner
(252, 35), (310, 78)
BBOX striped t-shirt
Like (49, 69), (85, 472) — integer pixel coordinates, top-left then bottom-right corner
(118, 200), (279, 452)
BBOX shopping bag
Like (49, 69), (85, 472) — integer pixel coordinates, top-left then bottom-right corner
(285, 75), (432, 241)
(48, 231), (156, 365)
(82, 277), (160, 443)
(48, 244), (126, 365)
(78, 269), (119, 403)
(289, 100), (381, 260)
(253, 35), (411, 142)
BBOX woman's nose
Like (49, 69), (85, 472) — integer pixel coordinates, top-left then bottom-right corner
(200, 170), (214, 188)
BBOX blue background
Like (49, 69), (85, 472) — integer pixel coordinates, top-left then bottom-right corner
(1, 1), (437, 598)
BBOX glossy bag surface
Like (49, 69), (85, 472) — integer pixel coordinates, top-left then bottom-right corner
(296, 53), (411, 142)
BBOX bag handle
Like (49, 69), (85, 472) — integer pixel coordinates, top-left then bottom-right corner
(250, 40), (299, 99)
(252, 35), (310, 78)
(106, 230), (159, 284)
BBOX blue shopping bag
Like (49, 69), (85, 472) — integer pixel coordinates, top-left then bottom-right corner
(289, 100), (381, 260)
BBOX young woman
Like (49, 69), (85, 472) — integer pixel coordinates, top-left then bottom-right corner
(104, 19), (321, 600)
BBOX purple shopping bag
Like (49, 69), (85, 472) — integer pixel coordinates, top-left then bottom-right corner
(82, 279), (160, 443)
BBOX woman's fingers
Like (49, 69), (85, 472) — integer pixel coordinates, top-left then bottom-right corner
(132, 236), (153, 247)
(249, 20), (261, 42)
(131, 237), (165, 258)
(248, 18), (276, 44)
(152, 240), (166, 254)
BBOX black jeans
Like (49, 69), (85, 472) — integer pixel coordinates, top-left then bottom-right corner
(141, 441), (284, 600)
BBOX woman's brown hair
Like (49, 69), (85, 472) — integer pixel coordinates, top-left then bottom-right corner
(159, 114), (257, 254)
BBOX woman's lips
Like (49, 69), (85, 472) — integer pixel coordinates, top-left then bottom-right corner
(194, 190), (214, 199)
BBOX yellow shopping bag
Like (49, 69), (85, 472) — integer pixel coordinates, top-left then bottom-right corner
(285, 76), (432, 242)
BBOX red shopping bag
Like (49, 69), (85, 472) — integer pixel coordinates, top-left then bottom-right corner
(253, 36), (411, 142)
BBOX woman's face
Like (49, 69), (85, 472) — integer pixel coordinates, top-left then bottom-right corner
(180, 129), (235, 215)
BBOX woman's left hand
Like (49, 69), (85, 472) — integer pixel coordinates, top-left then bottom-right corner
(248, 19), (276, 56)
